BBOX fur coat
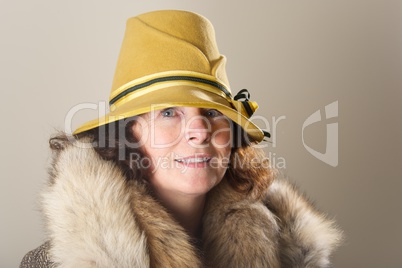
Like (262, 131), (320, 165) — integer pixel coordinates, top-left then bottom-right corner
(20, 137), (342, 268)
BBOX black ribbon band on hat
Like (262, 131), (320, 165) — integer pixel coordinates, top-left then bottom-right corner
(109, 76), (232, 106)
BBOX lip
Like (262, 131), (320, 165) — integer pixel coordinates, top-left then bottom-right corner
(174, 154), (212, 168)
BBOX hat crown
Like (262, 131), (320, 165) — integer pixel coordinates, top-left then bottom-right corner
(111, 10), (230, 97)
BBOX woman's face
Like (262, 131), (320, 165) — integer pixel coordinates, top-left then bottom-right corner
(132, 106), (232, 198)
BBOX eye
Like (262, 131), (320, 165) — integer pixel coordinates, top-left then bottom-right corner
(161, 108), (176, 117)
(205, 109), (222, 118)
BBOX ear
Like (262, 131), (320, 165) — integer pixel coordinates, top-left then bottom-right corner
(49, 135), (70, 151)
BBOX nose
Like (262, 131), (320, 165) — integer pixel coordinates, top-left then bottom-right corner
(185, 113), (211, 145)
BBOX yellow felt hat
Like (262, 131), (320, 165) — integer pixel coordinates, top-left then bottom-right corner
(73, 10), (268, 142)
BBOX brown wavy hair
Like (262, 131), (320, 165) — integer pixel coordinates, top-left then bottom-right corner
(66, 117), (274, 200)
(227, 125), (275, 199)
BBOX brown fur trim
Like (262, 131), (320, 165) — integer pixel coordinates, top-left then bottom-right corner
(263, 178), (343, 267)
(202, 179), (281, 267)
(42, 137), (200, 267)
(40, 137), (342, 267)
(128, 181), (201, 267)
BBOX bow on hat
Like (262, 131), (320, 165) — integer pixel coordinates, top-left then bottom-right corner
(231, 89), (270, 138)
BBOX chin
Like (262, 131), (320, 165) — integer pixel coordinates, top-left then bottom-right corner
(177, 177), (221, 196)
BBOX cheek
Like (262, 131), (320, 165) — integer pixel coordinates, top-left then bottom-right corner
(152, 127), (183, 148)
(212, 127), (232, 171)
(211, 125), (232, 150)
(133, 118), (182, 149)
(131, 117), (150, 146)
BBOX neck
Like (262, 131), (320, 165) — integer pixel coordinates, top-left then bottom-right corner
(152, 190), (205, 239)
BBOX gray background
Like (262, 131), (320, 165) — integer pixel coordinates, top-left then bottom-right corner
(1, 0), (401, 267)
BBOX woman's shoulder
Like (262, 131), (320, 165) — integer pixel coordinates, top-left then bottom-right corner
(20, 241), (56, 268)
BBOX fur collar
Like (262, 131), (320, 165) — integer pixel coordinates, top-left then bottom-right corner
(42, 138), (342, 267)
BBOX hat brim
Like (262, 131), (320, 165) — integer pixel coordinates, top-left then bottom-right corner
(73, 86), (264, 142)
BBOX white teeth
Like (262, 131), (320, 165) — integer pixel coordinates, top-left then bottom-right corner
(176, 157), (209, 163)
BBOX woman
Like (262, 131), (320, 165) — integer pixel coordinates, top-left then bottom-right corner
(21, 10), (342, 267)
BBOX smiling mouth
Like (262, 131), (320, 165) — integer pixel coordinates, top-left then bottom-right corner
(175, 157), (211, 164)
